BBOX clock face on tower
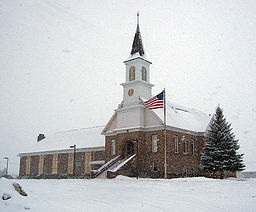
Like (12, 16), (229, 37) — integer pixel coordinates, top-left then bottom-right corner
(128, 88), (134, 96)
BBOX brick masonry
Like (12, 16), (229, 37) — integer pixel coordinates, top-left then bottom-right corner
(105, 129), (209, 178)
(19, 150), (105, 178)
(19, 130), (236, 179)
(19, 156), (27, 176)
(30, 155), (39, 176)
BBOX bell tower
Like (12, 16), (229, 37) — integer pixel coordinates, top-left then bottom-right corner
(102, 13), (155, 131)
(121, 12), (154, 107)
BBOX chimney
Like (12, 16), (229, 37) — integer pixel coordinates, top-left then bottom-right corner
(37, 134), (45, 142)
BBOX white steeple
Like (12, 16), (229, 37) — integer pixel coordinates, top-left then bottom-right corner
(102, 14), (158, 133)
(121, 12), (154, 107)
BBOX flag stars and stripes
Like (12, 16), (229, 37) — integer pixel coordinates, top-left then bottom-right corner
(144, 91), (164, 110)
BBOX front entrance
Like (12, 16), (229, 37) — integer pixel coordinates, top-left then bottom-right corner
(125, 141), (134, 157)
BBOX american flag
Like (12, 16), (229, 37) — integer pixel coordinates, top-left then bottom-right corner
(145, 91), (164, 109)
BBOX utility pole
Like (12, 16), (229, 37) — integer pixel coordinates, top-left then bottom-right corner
(70, 145), (76, 178)
(4, 157), (9, 177)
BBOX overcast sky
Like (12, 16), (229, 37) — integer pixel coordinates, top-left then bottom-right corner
(1, 0), (255, 175)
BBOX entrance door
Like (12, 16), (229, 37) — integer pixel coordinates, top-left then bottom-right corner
(125, 141), (134, 157)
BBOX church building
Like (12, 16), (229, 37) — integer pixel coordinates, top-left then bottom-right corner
(99, 14), (211, 179)
(18, 14), (216, 179)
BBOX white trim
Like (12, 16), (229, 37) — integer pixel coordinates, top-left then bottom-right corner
(18, 146), (105, 157)
(120, 80), (154, 89)
(123, 56), (152, 64)
(103, 124), (205, 136)
(101, 110), (118, 135)
(115, 104), (145, 112)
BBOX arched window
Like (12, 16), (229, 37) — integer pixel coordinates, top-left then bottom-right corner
(129, 66), (135, 81)
(142, 66), (147, 81)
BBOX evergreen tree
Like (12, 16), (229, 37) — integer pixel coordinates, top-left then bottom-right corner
(200, 105), (245, 177)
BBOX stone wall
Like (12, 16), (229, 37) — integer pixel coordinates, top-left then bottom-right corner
(105, 129), (206, 178)
(58, 154), (68, 175)
(30, 155), (39, 176)
(19, 149), (105, 178)
(19, 156), (27, 176)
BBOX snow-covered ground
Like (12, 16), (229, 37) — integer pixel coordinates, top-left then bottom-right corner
(1, 176), (255, 212)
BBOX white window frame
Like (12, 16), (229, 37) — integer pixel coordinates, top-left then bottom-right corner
(191, 139), (194, 155)
(174, 136), (179, 153)
(111, 140), (116, 156)
(183, 136), (187, 154)
(152, 135), (158, 152)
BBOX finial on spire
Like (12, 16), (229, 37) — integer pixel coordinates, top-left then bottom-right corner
(137, 11), (139, 26)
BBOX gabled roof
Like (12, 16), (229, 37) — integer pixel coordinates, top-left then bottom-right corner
(19, 126), (105, 156)
(102, 97), (210, 135)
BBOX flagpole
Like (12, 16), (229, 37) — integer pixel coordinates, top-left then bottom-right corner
(164, 88), (167, 179)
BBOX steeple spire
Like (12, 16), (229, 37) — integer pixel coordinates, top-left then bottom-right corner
(130, 12), (145, 56)
(137, 11), (139, 26)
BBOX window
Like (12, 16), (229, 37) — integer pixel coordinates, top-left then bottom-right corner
(142, 66), (147, 81)
(191, 167), (195, 177)
(153, 161), (157, 172)
(129, 66), (135, 81)
(152, 135), (158, 152)
(75, 161), (81, 167)
(174, 136), (179, 153)
(183, 166), (187, 177)
(111, 140), (116, 156)
(191, 140), (194, 155)
(183, 136), (187, 154)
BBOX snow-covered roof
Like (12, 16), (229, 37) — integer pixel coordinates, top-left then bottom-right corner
(153, 101), (211, 133)
(126, 52), (147, 61)
(138, 97), (211, 133)
(124, 52), (151, 64)
(19, 126), (105, 156)
(103, 98), (211, 135)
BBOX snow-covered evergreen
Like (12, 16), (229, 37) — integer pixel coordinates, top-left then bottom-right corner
(200, 106), (245, 176)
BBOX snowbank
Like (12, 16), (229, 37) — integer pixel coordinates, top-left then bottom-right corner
(1, 177), (255, 211)
(0, 177), (29, 211)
